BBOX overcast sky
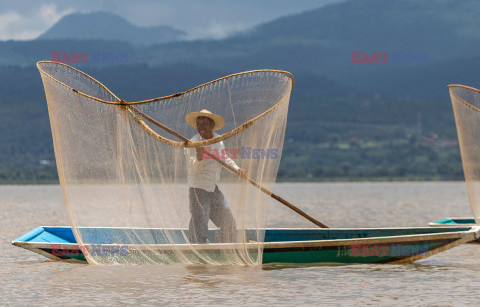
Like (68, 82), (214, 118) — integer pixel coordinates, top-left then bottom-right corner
(0, 0), (344, 40)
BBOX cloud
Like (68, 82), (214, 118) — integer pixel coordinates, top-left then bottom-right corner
(40, 3), (74, 26)
(0, 3), (74, 40)
(0, 12), (22, 40)
(187, 21), (250, 40)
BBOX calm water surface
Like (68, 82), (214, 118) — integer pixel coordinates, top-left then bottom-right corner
(2, 182), (480, 305)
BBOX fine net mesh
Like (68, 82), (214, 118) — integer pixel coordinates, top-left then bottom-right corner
(38, 61), (293, 265)
(449, 85), (480, 224)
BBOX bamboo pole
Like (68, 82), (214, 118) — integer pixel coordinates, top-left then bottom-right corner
(130, 106), (329, 228)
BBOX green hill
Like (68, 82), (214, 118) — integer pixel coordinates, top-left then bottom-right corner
(0, 63), (463, 183)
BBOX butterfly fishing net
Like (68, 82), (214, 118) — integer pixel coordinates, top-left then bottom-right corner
(37, 61), (293, 265)
(448, 84), (480, 224)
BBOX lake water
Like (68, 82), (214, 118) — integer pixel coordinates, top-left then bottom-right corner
(2, 182), (480, 305)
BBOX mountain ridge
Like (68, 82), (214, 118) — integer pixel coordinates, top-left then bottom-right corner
(38, 12), (186, 45)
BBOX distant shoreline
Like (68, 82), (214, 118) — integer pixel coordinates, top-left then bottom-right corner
(0, 176), (464, 185)
(276, 176), (464, 183)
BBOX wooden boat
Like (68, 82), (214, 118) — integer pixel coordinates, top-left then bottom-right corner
(430, 217), (476, 227)
(12, 226), (480, 264)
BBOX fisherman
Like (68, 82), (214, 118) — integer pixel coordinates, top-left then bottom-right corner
(185, 109), (246, 244)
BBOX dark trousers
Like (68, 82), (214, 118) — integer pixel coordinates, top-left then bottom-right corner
(189, 186), (237, 243)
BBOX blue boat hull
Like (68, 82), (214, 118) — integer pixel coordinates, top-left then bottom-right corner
(12, 226), (480, 264)
(430, 217), (476, 226)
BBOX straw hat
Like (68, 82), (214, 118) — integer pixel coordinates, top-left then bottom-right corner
(185, 109), (225, 130)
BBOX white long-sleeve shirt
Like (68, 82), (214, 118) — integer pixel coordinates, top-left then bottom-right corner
(185, 133), (240, 192)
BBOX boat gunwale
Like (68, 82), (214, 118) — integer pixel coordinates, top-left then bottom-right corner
(12, 226), (479, 251)
(13, 225), (477, 231)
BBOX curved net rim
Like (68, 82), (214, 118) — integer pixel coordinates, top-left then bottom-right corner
(448, 84), (480, 113)
(37, 61), (294, 148)
(448, 83), (480, 225)
(36, 61), (295, 104)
